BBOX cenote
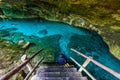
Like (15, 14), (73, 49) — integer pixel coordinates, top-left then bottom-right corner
(0, 19), (120, 80)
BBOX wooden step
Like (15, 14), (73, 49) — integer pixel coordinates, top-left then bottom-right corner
(31, 62), (88, 80)
(38, 67), (77, 72)
(39, 65), (74, 68)
(38, 72), (82, 77)
(31, 75), (88, 80)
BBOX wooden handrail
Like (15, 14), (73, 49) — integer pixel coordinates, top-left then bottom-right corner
(70, 57), (96, 80)
(71, 48), (120, 79)
(79, 57), (91, 72)
(24, 57), (44, 80)
(0, 49), (43, 80)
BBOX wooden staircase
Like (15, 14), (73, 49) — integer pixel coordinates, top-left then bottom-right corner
(31, 63), (88, 80)
(1, 48), (120, 80)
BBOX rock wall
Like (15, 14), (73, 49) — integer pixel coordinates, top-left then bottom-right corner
(0, 0), (120, 59)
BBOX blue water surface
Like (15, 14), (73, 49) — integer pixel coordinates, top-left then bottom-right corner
(0, 19), (120, 80)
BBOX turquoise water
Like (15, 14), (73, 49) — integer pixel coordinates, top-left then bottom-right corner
(0, 19), (120, 80)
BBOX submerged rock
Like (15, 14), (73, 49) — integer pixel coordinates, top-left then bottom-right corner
(38, 29), (48, 35)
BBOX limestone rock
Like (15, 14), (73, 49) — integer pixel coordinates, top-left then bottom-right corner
(22, 42), (30, 49)
(18, 40), (31, 49)
(18, 40), (25, 45)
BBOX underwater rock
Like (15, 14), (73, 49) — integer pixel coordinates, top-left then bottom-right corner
(39, 34), (61, 49)
(33, 34), (61, 61)
(0, 30), (10, 37)
(10, 32), (25, 43)
(38, 29), (48, 35)
(1, 28), (17, 32)
(0, 28), (18, 39)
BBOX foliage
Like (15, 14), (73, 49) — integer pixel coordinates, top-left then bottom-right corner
(110, 44), (120, 60)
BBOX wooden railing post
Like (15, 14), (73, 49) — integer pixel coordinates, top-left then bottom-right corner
(79, 57), (91, 72)
(21, 55), (33, 72)
(71, 48), (120, 79)
(24, 57), (44, 80)
(0, 49), (43, 80)
(70, 57), (96, 80)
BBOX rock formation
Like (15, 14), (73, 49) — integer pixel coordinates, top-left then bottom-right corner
(0, 0), (120, 60)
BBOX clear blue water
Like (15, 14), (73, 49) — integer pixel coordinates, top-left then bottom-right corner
(0, 19), (120, 80)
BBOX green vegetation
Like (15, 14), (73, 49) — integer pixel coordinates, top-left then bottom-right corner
(0, 40), (25, 80)
(0, 36), (58, 79)
(110, 44), (120, 60)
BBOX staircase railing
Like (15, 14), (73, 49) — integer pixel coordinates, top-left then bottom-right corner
(70, 57), (96, 80)
(0, 48), (43, 80)
(24, 57), (44, 80)
(70, 48), (120, 80)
